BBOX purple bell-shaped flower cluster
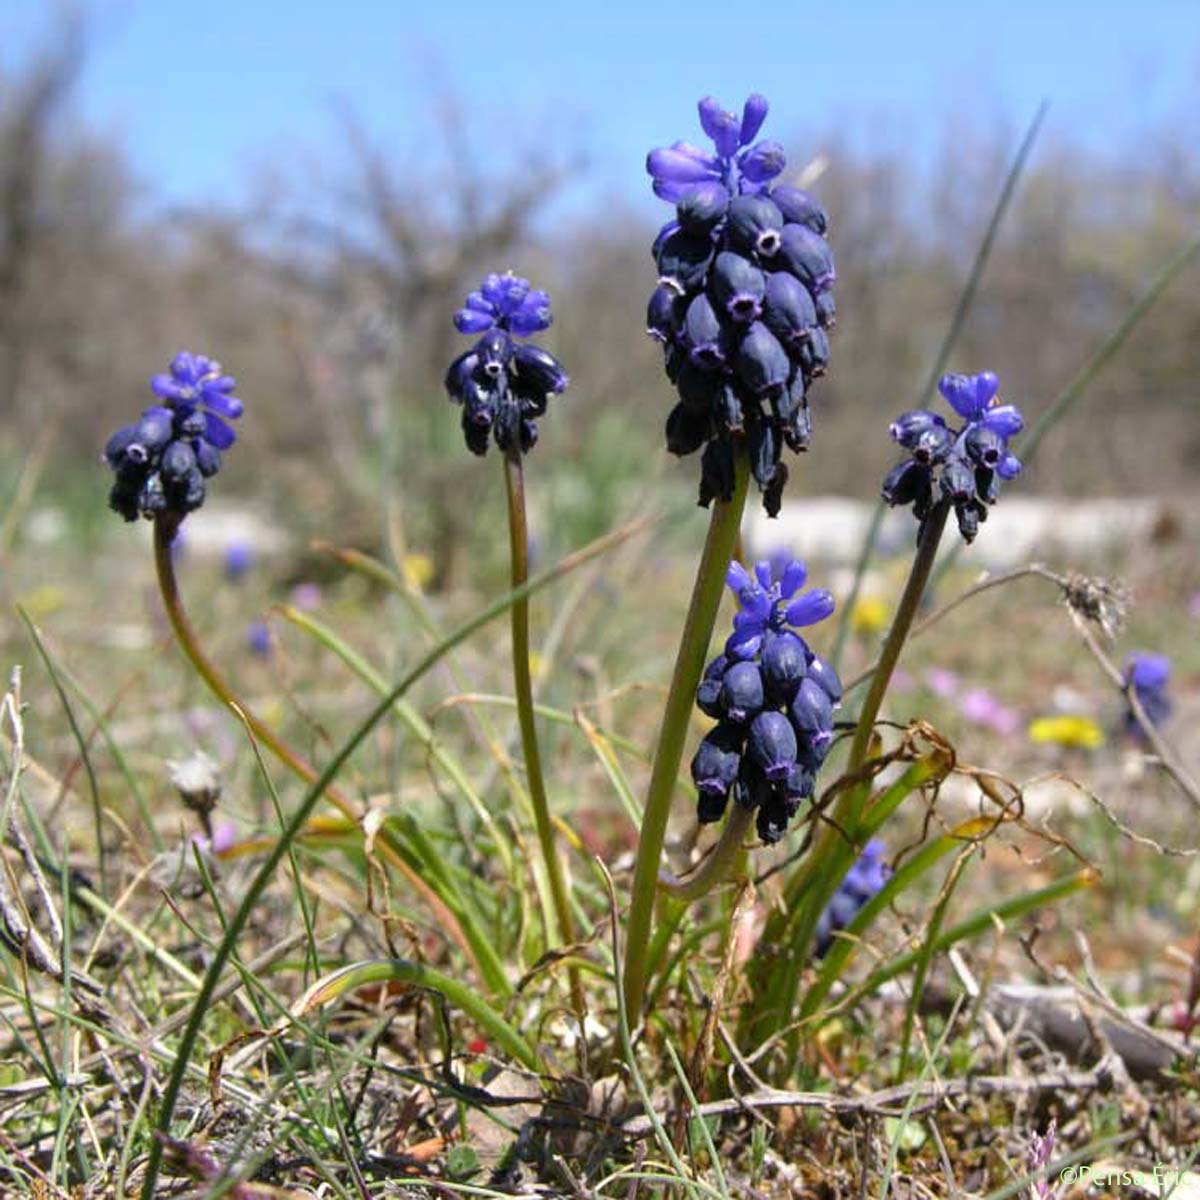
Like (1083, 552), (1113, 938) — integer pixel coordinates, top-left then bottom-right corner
(104, 352), (243, 522)
(444, 272), (568, 456)
(691, 558), (840, 843)
(1124, 651), (1172, 733)
(814, 839), (891, 957)
(882, 371), (1023, 544)
(645, 95), (835, 516)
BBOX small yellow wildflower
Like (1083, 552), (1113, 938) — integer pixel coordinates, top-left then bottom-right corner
(851, 595), (890, 635)
(1028, 715), (1105, 750)
(402, 553), (435, 591)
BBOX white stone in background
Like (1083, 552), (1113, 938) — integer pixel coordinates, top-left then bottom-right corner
(24, 507), (67, 544)
(937, 772), (1089, 819)
(142, 500), (290, 558)
(747, 495), (1163, 569)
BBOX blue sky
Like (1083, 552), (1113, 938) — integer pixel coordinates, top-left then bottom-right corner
(3, 1), (1196, 214)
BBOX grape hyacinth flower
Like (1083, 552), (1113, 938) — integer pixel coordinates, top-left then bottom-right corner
(224, 541), (253, 582)
(103, 352), (243, 524)
(882, 371), (1023, 543)
(444, 272), (568, 456)
(1124, 651), (1172, 733)
(814, 839), (890, 957)
(691, 557), (840, 843)
(646, 94), (835, 515)
(247, 620), (272, 658)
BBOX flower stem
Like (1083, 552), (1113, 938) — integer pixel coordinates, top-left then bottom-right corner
(622, 451), (749, 1022)
(752, 499), (952, 1042)
(152, 515), (506, 990)
(503, 453), (585, 1020)
(845, 498), (951, 777)
(153, 515), (319, 784)
(657, 803), (753, 902)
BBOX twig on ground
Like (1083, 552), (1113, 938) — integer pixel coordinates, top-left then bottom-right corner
(620, 1066), (1111, 1137)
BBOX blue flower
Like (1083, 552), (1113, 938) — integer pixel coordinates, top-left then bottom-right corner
(445, 272), (567, 456)
(224, 541), (253, 582)
(150, 352), (243, 451)
(691, 556), (840, 842)
(247, 620), (272, 658)
(1124, 651), (1171, 733)
(105, 352), (243, 523)
(725, 559), (835, 659)
(883, 370), (1024, 543)
(814, 839), (891, 957)
(646, 95), (834, 516)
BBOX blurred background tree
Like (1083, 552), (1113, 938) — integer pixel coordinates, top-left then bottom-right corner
(0, 11), (1196, 579)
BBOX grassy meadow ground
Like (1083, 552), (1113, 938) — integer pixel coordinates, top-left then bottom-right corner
(0, 454), (1198, 1196)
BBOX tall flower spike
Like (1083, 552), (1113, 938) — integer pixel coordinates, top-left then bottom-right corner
(690, 556), (839, 842)
(646, 94), (835, 516)
(882, 370), (1024, 544)
(444, 271), (567, 456)
(104, 352), (243, 523)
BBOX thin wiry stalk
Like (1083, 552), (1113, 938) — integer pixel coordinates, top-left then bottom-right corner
(503, 451), (585, 1019)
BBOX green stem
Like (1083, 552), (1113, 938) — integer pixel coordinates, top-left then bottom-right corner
(845, 499), (950, 776)
(622, 451), (749, 1022)
(153, 516), (509, 994)
(657, 803), (753, 903)
(503, 452), (585, 1020)
(153, 516), (324, 790)
(754, 500), (952, 1042)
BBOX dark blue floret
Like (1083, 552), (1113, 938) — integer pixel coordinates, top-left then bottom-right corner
(692, 722), (746, 822)
(882, 371), (1024, 544)
(689, 556), (839, 842)
(104, 352), (243, 523)
(647, 94), (835, 515)
(814, 840), (891, 957)
(445, 272), (567, 456)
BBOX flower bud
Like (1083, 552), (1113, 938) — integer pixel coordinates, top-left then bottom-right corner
(697, 654), (729, 717)
(735, 323), (789, 396)
(647, 285), (685, 343)
(791, 678), (833, 743)
(512, 344), (569, 395)
(761, 631), (808, 705)
(806, 654), (843, 704)
(889, 410), (945, 448)
(720, 660), (764, 723)
(763, 271), (818, 350)
(665, 402), (710, 456)
(739, 140), (786, 183)
(676, 180), (731, 234)
(656, 228), (716, 293)
(683, 294), (727, 369)
(135, 408), (175, 452)
(964, 424), (1004, 469)
(784, 588), (836, 627)
(940, 458), (975, 503)
(708, 251), (765, 323)
(778, 224), (835, 293)
(159, 440), (197, 483)
(882, 459), (931, 507)
(911, 424), (954, 465)
(770, 186), (828, 234)
(727, 194), (784, 260)
(692, 721), (745, 798)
